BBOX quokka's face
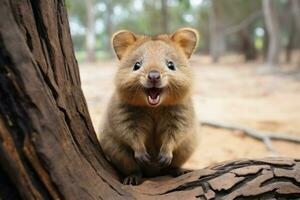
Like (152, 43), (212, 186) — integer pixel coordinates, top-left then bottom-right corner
(112, 28), (199, 107)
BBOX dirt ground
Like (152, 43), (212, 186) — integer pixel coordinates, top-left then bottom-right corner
(79, 55), (300, 169)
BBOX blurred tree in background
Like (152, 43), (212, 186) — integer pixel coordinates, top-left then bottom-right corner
(66, 0), (300, 68)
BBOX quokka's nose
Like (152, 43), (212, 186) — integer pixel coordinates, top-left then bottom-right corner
(148, 70), (161, 83)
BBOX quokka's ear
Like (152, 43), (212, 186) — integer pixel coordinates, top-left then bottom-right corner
(111, 30), (137, 60)
(171, 28), (199, 59)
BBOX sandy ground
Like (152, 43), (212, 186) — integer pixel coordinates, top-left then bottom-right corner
(79, 55), (300, 169)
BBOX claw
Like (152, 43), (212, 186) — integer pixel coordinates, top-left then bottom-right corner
(123, 173), (141, 185)
(157, 152), (172, 167)
(135, 152), (152, 166)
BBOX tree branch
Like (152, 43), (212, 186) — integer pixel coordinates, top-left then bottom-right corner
(201, 119), (300, 155)
(132, 157), (300, 199)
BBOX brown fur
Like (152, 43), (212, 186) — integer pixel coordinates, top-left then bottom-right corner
(99, 28), (199, 185)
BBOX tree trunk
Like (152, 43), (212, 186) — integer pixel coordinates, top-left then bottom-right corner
(161, 0), (169, 33)
(285, 16), (295, 63)
(263, 0), (281, 67)
(103, 0), (114, 57)
(86, 0), (96, 62)
(239, 28), (257, 61)
(291, 0), (300, 33)
(209, 0), (225, 63)
(291, 0), (300, 68)
(262, 25), (269, 61)
(0, 1), (300, 199)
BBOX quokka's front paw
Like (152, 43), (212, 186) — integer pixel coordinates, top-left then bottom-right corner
(123, 173), (142, 185)
(157, 152), (173, 168)
(134, 152), (152, 166)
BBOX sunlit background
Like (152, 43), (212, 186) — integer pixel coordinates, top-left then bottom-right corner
(66, 0), (300, 168)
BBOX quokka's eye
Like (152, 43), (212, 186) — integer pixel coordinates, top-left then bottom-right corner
(133, 62), (141, 71)
(167, 61), (175, 70)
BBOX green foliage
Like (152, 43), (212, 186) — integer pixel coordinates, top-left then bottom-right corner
(67, 0), (298, 62)
(67, 0), (87, 27)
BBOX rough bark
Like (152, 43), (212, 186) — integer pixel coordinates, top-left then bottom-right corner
(0, 0), (300, 200)
(263, 0), (281, 67)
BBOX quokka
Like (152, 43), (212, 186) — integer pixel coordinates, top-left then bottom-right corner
(99, 28), (199, 185)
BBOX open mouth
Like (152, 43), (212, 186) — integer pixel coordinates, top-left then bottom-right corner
(145, 88), (162, 106)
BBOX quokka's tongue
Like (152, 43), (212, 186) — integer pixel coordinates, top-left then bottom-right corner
(148, 95), (160, 105)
